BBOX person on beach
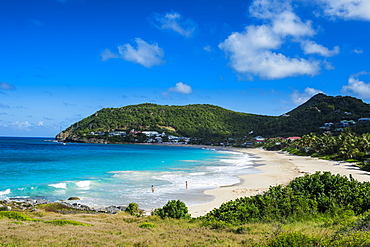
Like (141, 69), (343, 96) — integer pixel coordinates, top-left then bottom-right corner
(186, 181), (188, 190)
(151, 185), (155, 193)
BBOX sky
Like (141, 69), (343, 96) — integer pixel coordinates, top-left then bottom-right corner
(1, 0), (370, 137)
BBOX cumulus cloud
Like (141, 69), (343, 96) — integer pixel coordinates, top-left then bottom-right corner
(152, 11), (196, 37)
(101, 38), (165, 68)
(219, 0), (327, 80)
(0, 82), (15, 91)
(219, 25), (320, 80)
(250, 0), (316, 37)
(316, 0), (370, 21)
(291, 87), (324, 105)
(271, 10), (316, 37)
(342, 72), (370, 99)
(168, 82), (193, 94)
(301, 40), (340, 57)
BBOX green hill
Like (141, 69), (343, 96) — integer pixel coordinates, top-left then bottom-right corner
(56, 94), (370, 143)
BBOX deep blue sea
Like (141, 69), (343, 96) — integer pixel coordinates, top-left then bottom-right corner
(0, 137), (259, 211)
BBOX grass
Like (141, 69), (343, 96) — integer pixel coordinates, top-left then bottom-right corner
(0, 209), (369, 246)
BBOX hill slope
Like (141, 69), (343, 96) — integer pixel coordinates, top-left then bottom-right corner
(56, 94), (370, 143)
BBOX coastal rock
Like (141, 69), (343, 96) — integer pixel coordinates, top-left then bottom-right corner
(68, 197), (80, 200)
(34, 199), (52, 205)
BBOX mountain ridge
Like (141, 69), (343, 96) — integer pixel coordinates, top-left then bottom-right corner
(56, 94), (370, 144)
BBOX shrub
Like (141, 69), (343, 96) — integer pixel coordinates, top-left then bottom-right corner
(138, 222), (156, 229)
(125, 202), (142, 216)
(152, 200), (190, 219)
(201, 172), (370, 225)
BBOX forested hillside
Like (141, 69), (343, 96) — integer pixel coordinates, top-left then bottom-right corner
(56, 94), (370, 143)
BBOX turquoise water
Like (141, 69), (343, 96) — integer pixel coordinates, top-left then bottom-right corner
(0, 137), (259, 211)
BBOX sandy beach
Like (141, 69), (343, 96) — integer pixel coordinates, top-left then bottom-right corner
(188, 148), (370, 217)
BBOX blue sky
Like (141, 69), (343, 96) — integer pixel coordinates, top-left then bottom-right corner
(1, 0), (370, 137)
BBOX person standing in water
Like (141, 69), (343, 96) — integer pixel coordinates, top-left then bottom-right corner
(186, 181), (188, 190)
(151, 185), (155, 193)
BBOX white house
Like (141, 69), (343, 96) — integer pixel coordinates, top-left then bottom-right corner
(142, 131), (159, 137)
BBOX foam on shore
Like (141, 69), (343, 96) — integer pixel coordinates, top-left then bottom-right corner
(188, 148), (370, 217)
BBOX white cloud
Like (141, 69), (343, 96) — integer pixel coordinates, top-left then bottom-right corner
(12, 121), (31, 129)
(219, 25), (320, 80)
(100, 49), (119, 61)
(118, 38), (165, 68)
(250, 0), (315, 37)
(219, 0), (326, 80)
(203, 46), (212, 52)
(271, 10), (316, 37)
(316, 0), (370, 21)
(291, 87), (324, 105)
(249, 0), (292, 20)
(342, 72), (370, 99)
(152, 11), (196, 37)
(352, 49), (364, 54)
(102, 38), (165, 68)
(301, 40), (340, 57)
(0, 82), (15, 91)
(168, 82), (192, 94)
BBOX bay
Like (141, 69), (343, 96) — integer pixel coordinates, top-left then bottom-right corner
(0, 137), (259, 211)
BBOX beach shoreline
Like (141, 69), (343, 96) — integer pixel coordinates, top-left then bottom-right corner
(188, 148), (370, 217)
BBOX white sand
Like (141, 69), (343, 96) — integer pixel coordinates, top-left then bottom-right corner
(188, 148), (370, 217)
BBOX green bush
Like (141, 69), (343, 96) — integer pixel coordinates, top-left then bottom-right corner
(152, 200), (190, 219)
(201, 172), (370, 225)
(125, 202), (142, 216)
(138, 222), (156, 229)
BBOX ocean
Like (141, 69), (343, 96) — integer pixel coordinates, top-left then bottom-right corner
(0, 137), (259, 211)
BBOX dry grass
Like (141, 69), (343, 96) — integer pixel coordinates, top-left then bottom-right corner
(0, 210), (346, 247)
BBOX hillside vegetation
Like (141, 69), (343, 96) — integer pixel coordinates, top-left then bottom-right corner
(56, 94), (370, 143)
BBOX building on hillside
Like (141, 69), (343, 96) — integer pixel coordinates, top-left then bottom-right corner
(142, 131), (159, 137)
(358, 118), (370, 123)
(253, 136), (265, 143)
(286, 137), (301, 142)
(108, 131), (127, 137)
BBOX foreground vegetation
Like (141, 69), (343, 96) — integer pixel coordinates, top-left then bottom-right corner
(1, 173), (370, 246)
